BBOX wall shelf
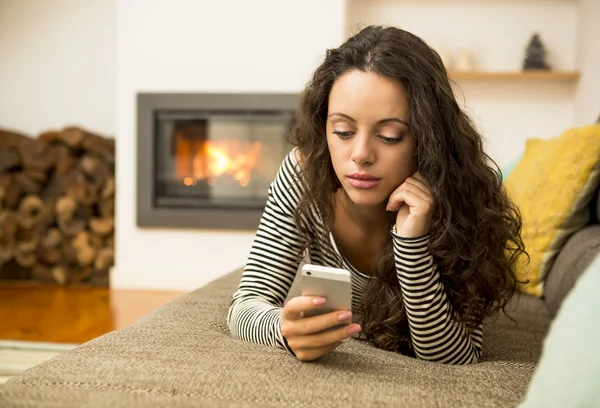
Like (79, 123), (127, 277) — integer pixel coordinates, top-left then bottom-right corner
(448, 71), (580, 82)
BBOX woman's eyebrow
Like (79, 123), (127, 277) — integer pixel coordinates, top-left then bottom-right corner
(327, 112), (410, 127)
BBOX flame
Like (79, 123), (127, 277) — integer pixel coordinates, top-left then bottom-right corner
(173, 123), (262, 187)
(175, 136), (261, 187)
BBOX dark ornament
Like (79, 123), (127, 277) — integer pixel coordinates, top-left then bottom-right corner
(523, 33), (551, 70)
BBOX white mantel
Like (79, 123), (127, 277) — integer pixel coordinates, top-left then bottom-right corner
(111, 0), (347, 291)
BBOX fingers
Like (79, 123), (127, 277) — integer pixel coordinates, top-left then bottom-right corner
(282, 309), (354, 338)
(402, 177), (431, 202)
(387, 188), (427, 212)
(281, 298), (359, 361)
(386, 173), (432, 212)
(282, 296), (326, 321)
(301, 310), (354, 335)
(386, 189), (406, 212)
(294, 342), (342, 362)
(286, 323), (361, 358)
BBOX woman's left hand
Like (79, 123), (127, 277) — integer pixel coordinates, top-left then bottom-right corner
(386, 172), (434, 238)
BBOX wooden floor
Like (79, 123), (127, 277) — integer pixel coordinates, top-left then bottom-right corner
(0, 280), (185, 344)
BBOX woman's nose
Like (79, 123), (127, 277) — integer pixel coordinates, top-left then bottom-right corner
(350, 134), (374, 166)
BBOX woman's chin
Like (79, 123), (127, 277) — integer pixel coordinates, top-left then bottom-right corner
(345, 189), (386, 207)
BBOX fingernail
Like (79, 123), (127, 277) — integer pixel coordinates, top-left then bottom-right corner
(313, 298), (326, 306)
(347, 325), (361, 335)
(338, 311), (352, 321)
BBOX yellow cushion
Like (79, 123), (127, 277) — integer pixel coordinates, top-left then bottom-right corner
(505, 124), (600, 297)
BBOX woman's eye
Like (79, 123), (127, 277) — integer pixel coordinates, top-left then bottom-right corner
(332, 130), (353, 139)
(379, 135), (402, 144)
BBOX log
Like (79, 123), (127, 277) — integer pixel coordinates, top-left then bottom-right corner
(89, 217), (114, 237)
(105, 234), (114, 249)
(76, 245), (96, 267)
(59, 242), (78, 266)
(80, 130), (115, 160)
(61, 169), (86, 203)
(81, 185), (100, 207)
(0, 210), (18, 262)
(50, 265), (69, 285)
(79, 155), (110, 188)
(60, 169), (99, 206)
(16, 236), (38, 254)
(42, 227), (63, 248)
(101, 176), (115, 199)
(72, 231), (97, 267)
(98, 197), (114, 218)
(19, 138), (56, 174)
(38, 131), (60, 144)
(89, 233), (104, 249)
(57, 216), (85, 237)
(36, 228), (63, 265)
(14, 224), (38, 268)
(40, 173), (64, 203)
(14, 249), (36, 268)
(55, 196), (85, 236)
(54, 145), (77, 175)
(0, 174), (22, 209)
(31, 264), (53, 281)
(24, 167), (50, 184)
(0, 129), (30, 149)
(0, 147), (20, 172)
(15, 173), (41, 195)
(55, 195), (77, 219)
(36, 244), (62, 265)
(17, 195), (45, 229)
(57, 127), (85, 149)
(94, 247), (114, 271)
(70, 266), (94, 283)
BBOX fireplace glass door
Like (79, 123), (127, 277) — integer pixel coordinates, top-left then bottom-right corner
(154, 110), (293, 209)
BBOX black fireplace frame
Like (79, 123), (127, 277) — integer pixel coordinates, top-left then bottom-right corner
(136, 92), (299, 230)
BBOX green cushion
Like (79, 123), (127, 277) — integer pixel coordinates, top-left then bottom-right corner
(519, 254), (600, 407)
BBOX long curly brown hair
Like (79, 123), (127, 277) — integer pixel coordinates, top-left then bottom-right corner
(288, 25), (527, 356)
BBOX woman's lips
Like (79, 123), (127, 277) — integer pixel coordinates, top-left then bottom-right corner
(347, 174), (381, 189)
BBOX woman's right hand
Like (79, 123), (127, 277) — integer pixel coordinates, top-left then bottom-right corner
(281, 296), (362, 362)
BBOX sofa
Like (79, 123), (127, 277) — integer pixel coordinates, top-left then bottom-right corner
(0, 187), (599, 408)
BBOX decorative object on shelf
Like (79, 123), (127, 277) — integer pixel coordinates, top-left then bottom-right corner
(454, 48), (474, 71)
(523, 33), (551, 71)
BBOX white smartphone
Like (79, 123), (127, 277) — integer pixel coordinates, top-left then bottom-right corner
(300, 264), (352, 319)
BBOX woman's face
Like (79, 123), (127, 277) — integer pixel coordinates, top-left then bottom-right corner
(326, 70), (415, 207)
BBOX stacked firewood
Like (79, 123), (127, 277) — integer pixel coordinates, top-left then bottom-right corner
(0, 127), (115, 286)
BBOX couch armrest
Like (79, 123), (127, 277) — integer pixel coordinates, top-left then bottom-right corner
(544, 225), (600, 317)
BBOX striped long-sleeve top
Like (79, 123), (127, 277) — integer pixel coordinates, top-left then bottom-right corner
(227, 149), (483, 364)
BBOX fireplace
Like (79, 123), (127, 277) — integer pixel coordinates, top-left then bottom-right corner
(137, 93), (299, 230)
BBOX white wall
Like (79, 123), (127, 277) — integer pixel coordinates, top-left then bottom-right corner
(347, 0), (580, 166)
(0, 0), (116, 137)
(575, 0), (600, 125)
(111, 0), (347, 291)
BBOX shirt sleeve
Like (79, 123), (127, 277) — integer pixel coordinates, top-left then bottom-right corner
(227, 150), (304, 353)
(392, 231), (483, 365)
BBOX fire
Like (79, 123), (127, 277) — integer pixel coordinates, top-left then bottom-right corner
(194, 141), (261, 186)
(174, 133), (261, 187)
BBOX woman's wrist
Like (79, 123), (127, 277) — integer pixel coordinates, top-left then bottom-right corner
(391, 224), (430, 241)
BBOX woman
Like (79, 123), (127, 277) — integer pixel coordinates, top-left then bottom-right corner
(227, 25), (526, 365)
